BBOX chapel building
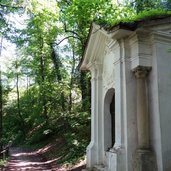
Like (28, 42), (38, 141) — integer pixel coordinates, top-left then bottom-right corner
(80, 16), (171, 171)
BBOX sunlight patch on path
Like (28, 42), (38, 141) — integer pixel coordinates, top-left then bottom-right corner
(4, 147), (65, 171)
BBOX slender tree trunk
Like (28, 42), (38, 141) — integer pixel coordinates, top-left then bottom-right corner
(50, 45), (65, 111)
(26, 74), (30, 93)
(0, 37), (3, 157)
(80, 71), (87, 109)
(0, 70), (3, 157)
(16, 70), (26, 139)
(63, 22), (90, 111)
(69, 45), (75, 112)
(40, 38), (49, 124)
(50, 46), (62, 82)
(80, 37), (91, 111)
(40, 55), (48, 123)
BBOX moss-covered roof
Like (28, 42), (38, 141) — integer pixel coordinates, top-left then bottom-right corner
(80, 11), (171, 70)
(106, 14), (171, 32)
(101, 8), (171, 29)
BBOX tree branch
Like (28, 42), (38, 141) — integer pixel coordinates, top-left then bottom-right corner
(54, 36), (82, 46)
(0, 3), (23, 9)
(64, 23), (81, 39)
(56, 0), (71, 6)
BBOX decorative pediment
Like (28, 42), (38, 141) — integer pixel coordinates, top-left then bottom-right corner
(80, 24), (134, 71)
(80, 23), (107, 71)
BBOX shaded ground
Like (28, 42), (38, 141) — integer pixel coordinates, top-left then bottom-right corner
(2, 137), (86, 171)
(2, 146), (86, 171)
(3, 147), (64, 171)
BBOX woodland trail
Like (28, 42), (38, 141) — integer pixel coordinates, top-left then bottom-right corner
(3, 147), (64, 171)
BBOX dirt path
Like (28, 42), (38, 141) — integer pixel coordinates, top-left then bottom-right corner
(3, 147), (64, 171)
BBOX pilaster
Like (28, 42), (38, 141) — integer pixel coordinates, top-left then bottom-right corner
(133, 66), (157, 171)
(129, 31), (152, 69)
(86, 63), (103, 169)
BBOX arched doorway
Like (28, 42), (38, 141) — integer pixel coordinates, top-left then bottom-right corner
(104, 88), (115, 151)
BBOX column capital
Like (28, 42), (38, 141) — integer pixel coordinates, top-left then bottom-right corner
(90, 63), (103, 81)
(133, 66), (151, 79)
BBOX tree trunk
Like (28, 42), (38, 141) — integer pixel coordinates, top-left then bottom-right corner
(80, 71), (88, 109)
(40, 55), (48, 123)
(16, 70), (26, 139)
(50, 46), (62, 82)
(0, 36), (3, 157)
(0, 70), (3, 158)
(50, 45), (65, 111)
(40, 38), (49, 124)
(69, 45), (76, 112)
(26, 74), (30, 94)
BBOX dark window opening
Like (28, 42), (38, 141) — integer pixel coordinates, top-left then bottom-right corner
(110, 94), (115, 147)
(104, 88), (115, 151)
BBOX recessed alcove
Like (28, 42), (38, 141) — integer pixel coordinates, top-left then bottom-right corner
(104, 88), (115, 151)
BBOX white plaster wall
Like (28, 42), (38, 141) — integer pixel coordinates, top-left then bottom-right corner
(155, 37), (171, 171)
(102, 40), (127, 171)
(122, 38), (138, 171)
(103, 41), (116, 90)
(101, 38), (139, 171)
(102, 42), (115, 156)
(98, 35), (132, 171)
(149, 35), (163, 171)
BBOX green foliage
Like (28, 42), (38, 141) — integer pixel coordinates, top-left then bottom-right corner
(0, 0), (25, 38)
(0, 158), (8, 168)
(56, 111), (90, 164)
(132, 0), (161, 13)
(104, 8), (171, 26)
(134, 8), (171, 20)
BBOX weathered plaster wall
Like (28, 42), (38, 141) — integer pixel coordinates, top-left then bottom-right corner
(101, 37), (138, 171)
(123, 38), (138, 171)
(102, 39), (126, 171)
(149, 36), (163, 171)
(102, 40), (116, 155)
(155, 34), (171, 171)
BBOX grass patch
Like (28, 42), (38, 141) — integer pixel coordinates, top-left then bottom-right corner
(99, 8), (171, 27)
(0, 158), (8, 168)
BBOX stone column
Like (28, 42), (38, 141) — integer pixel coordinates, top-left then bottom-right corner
(133, 66), (156, 171)
(86, 64), (103, 169)
(96, 65), (103, 163)
(86, 66), (98, 168)
(133, 66), (150, 149)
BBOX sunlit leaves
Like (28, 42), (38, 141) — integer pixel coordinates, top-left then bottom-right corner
(30, 0), (59, 15)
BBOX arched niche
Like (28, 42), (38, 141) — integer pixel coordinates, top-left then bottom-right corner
(104, 88), (115, 151)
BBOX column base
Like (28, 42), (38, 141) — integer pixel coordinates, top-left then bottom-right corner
(93, 164), (106, 171)
(82, 165), (106, 171)
(134, 149), (157, 171)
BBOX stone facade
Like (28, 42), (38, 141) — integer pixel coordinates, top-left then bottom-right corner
(80, 16), (171, 171)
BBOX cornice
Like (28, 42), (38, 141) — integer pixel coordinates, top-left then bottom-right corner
(151, 31), (171, 44)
